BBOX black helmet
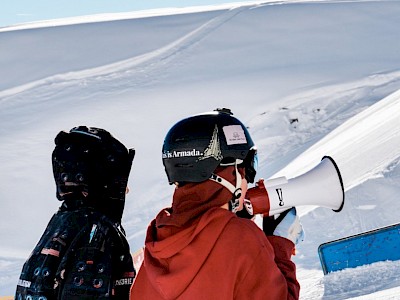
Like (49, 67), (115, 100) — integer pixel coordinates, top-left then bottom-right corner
(52, 126), (135, 221)
(162, 108), (257, 184)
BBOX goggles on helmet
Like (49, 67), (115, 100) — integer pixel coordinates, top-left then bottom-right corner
(219, 147), (257, 183)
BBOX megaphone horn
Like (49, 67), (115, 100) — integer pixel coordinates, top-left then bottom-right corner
(249, 156), (345, 216)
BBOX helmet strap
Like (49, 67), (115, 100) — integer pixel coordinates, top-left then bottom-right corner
(209, 160), (242, 213)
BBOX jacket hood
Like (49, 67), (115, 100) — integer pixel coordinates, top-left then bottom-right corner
(144, 207), (235, 299)
(142, 166), (242, 299)
(157, 165), (242, 228)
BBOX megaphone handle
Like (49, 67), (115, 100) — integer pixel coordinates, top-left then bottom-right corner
(269, 207), (294, 216)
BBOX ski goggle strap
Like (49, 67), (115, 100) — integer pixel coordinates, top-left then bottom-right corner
(219, 148), (258, 183)
(209, 160), (243, 213)
(241, 148), (258, 183)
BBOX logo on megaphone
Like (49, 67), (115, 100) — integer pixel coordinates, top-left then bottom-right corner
(247, 156), (345, 217)
(276, 188), (284, 206)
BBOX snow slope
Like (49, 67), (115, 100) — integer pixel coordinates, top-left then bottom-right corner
(1, 0), (400, 298)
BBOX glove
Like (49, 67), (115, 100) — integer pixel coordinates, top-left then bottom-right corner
(263, 207), (304, 245)
(236, 199), (255, 219)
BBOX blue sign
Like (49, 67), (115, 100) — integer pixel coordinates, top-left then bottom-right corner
(318, 223), (400, 274)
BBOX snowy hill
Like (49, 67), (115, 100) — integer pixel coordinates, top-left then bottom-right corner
(1, 0), (400, 298)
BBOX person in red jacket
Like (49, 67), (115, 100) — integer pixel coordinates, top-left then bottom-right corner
(130, 108), (303, 299)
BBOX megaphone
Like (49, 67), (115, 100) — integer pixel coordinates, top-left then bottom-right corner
(246, 156), (345, 217)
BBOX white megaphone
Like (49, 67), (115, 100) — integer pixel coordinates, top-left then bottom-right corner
(247, 156), (345, 216)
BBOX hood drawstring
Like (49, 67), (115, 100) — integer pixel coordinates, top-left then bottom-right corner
(209, 160), (242, 213)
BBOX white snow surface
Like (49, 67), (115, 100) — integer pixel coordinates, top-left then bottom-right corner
(1, 0), (400, 298)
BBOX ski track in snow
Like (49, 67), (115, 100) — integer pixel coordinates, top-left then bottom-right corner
(0, 6), (251, 146)
(0, 6), (246, 101)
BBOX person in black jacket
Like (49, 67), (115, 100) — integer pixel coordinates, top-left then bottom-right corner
(16, 126), (136, 300)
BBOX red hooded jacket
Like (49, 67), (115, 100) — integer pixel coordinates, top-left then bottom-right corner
(130, 167), (299, 299)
